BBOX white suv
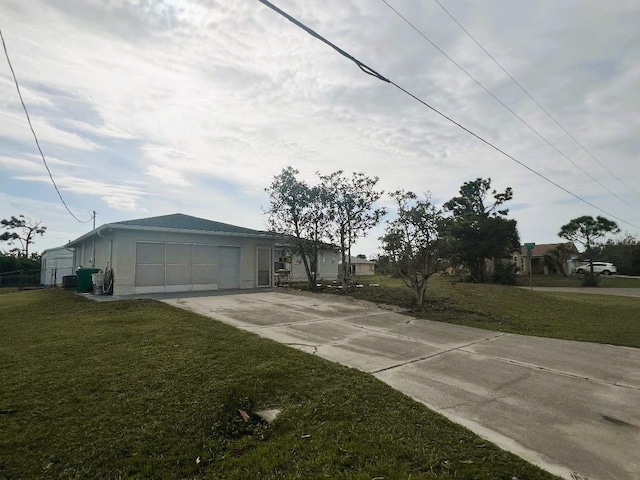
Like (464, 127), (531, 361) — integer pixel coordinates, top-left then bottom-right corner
(575, 262), (617, 275)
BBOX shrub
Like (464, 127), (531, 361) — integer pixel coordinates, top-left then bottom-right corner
(491, 262), (517, 285)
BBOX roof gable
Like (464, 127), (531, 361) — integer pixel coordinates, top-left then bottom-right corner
(112, 213), (270, 236)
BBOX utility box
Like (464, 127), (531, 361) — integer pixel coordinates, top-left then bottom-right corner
(76, 268), (100, 293)
(62, 275), (77, 289)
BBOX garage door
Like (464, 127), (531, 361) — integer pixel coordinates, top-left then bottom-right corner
(135, 243), (232, 293)
(218, 246), (241, 289)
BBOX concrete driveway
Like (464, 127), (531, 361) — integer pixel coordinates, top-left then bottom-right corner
(163, 291), (640, 480)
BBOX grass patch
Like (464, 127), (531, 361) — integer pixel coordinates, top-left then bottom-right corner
(0, 289), (557, 479)
(347, 275), (640, 348)
(515, 274), (640, 288)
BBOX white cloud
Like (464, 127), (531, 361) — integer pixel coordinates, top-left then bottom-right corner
(0, 0), (638, 255)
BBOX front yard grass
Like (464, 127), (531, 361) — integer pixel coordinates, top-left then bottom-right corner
(348, 275), (640, 348)
(515, 274), (640, 288)
(0, 289), (557, 480)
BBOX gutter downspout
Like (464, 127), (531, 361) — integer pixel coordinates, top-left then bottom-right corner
(96, 228), (112, 270)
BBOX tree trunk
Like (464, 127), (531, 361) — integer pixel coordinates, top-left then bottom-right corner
(416, 282), (427, 308)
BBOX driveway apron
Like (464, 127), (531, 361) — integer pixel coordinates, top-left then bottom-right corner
(163, 291), (640, 480)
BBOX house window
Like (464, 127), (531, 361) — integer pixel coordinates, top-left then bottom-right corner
(513, 255), (517, 264)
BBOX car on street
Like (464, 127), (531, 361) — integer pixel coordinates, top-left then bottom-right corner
(575, 261), (617, 275)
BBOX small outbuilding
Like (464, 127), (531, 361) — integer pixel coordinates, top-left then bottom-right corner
(66, 213), (281, 295)
(40, 246), (74, 286)
(340, 256), (376, 276)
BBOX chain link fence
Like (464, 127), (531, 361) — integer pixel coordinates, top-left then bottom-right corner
(0, 269), (42, 288)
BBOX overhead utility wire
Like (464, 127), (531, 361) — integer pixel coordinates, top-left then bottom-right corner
(431, 0), (640, 199)
(0, 27), (92, 224)
(256, 0), (640, 230)
(379, 0), (640, 215)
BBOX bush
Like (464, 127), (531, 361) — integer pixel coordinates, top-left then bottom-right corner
(491, 262), (517, 285)
(581, 273), (600, 287)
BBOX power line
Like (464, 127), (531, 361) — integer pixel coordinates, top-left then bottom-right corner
(379, 0), (640, 215)
(0, 27), (92, 224)
(431, 0), (640, 200)
(256, 0), (640, 230)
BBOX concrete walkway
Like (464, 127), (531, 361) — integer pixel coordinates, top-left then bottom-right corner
(163, 291), (640, 480)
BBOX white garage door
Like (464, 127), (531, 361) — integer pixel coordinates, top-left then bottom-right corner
(135, 243), (233, 293)
(218, 246), (241, 289)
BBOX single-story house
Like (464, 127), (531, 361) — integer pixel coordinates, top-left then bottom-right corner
(40, 246), (74, 286)
(66, 213), (282, 295)
(512, 242), (580, 275)
(340, 256), (376, 276)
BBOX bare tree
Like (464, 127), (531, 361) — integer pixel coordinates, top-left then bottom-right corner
(0, 215), (47, 257)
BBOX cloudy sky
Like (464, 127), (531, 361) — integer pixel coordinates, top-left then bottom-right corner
(1, 0), (639, 257)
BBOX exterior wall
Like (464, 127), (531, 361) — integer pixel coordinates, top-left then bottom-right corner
(73, 236), (111, 271)
(287, 249), (340, 282)
(354, 263), (375, 276)
(514, 251), (578, 275)
(105, 229), (275, 295)
(40, 248), (74, 285)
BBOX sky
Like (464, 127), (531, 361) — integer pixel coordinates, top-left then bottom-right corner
(1, 0), (639, 258)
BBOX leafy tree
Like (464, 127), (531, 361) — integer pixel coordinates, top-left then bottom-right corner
(320, 171), (386, 288)
(442, 178), (520, 283)
(594, 234), (640, 276)
(380, 191), (444, 307)
(558, 215), (620, 282)
(372, 254), (393, 275)
(543, 243), (575, 277)
(356, 254), (367, 259)
(265, 167), (330, 289)
(0, 215), (47, 257)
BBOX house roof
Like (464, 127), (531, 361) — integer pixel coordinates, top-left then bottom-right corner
(66, 213), (280, 247)
(345, 256), (375, 264)
(519, 242), (579, 257)
(112, 213), (270, 235)
(40, 245), (74, 256)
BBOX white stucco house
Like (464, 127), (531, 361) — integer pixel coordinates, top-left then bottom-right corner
(66, 213), (282, 295)
(40, 246), (74, 286)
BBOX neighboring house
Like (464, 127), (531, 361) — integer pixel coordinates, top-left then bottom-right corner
(40, 246), (74, 286)
(274, 244), (341, 282)
(66, 213), (281, 295)
(512, 242), (580, 275)
(340, 256), (376, 277)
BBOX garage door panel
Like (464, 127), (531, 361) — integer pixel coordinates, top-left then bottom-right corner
(219, 246), (241, 289)
(193, 245), (217, 264)
(166, 265), (191, 286)
(136, 243), (165, 264)
(166, 244), (192, 264)
(135, 242), (243, 292)
(135, 264), (165, 287)
(193, 265), (217, 285)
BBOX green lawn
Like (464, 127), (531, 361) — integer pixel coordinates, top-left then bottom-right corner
(350, 275), (640, 348)
(0, 289), (557, 480)
(515, 274), (640, 288)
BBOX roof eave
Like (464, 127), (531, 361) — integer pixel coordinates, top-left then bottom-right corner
(66, 223), (281, 248)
